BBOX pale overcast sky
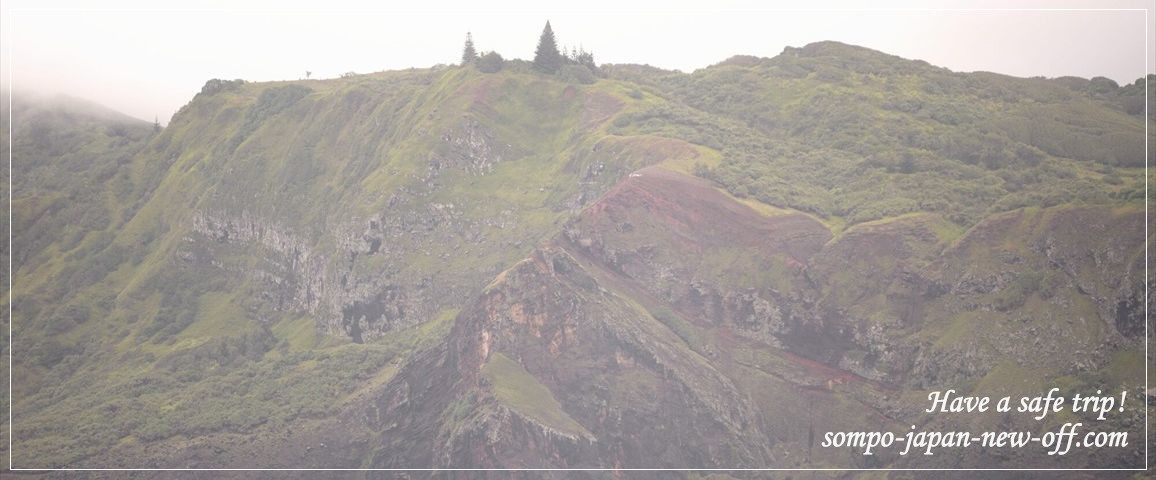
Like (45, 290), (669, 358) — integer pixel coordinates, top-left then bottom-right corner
(2, 0), (1153, 124)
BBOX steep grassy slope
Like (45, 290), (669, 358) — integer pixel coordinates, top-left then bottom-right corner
(7, 65), (674, 468)
(1, 92), (9, 471)
(2, 95), (160, 469)
(366, 165), (1146, 471)
(608, 42), (1151, 226)
(4, 41), (1151, 473)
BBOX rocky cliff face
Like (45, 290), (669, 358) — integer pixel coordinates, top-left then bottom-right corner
(365, 167), (1149, 472)
(7, 43), (1152, 474)
(159, 73), (651, 348)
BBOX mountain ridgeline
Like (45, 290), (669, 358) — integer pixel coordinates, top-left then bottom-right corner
(3, 41), (1153, 475)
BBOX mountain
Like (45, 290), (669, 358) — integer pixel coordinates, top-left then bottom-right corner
(1, 41), (1153, 476)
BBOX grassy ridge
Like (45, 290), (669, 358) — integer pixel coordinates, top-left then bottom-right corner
(4, 41), (1150, 467)
(609, 42), (1150, 226)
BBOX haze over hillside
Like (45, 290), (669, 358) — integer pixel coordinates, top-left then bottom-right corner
(5, 1), (1154, 124)
(1, 35), (1153, 476)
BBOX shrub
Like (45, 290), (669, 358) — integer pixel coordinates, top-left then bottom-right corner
(692, 162), (715, 180)
(559, 64), (596, 85)
(476, 51), (504, 74)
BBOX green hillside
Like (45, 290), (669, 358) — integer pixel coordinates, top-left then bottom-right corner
(2, 41), (1151, 473)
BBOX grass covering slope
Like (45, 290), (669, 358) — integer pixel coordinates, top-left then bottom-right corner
(3, 40), (1150, 468)
(482, 351), (593, 439)
(608, 41), (1150, 226)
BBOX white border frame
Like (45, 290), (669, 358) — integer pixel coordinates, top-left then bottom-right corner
(2, 5), (1146, 476)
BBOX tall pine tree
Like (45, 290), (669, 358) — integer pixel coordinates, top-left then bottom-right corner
(461, 32), (477, 65)
(532, 21), (562, 74)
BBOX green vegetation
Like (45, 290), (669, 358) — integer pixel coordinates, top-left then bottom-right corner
(607, 43), (1150, 227)
(5, 64), (622, 465)
(4, 38), (1148, 468)
(460, 32), (477, 66)
(475, 51), (504, 73)
(647, 303), (706, 353)
(481, 352), (592, 438)
(12, 296), (457, 466)
(532, 21), (563, 74)
(465, 21), (600, 80)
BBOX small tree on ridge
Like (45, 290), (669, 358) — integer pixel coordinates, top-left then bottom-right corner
(532, 21), (562, 74)
(461, 32), (478, 66)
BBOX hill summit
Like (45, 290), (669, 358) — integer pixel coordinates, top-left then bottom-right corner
(2, 41), (1152, 472)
